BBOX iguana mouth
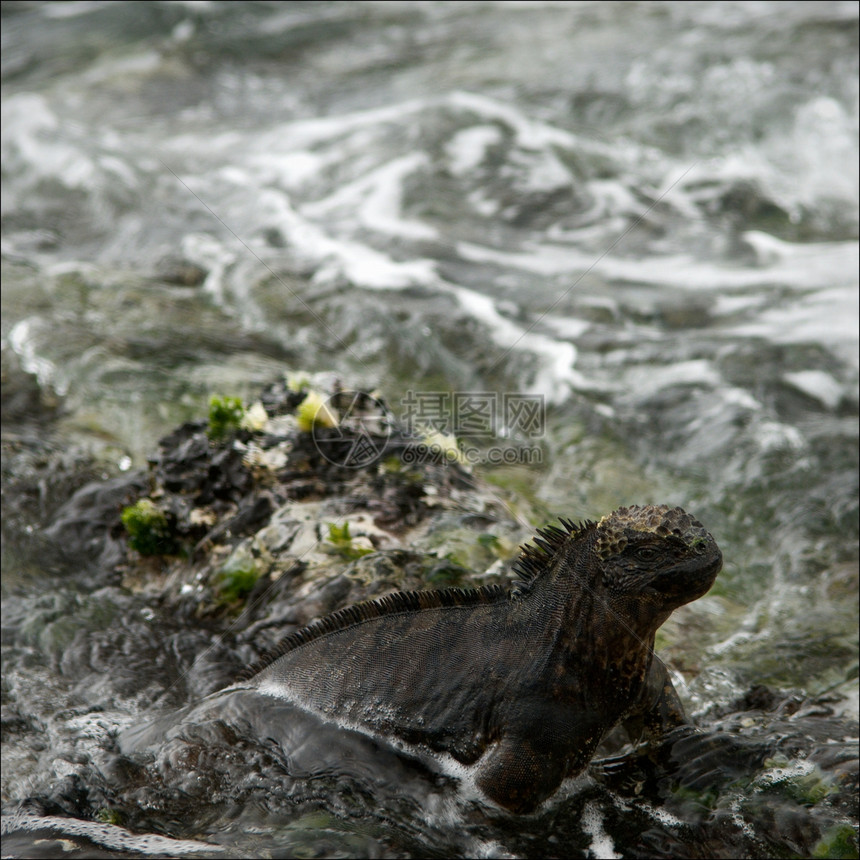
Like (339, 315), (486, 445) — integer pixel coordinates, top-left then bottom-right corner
(653, 546), (723, 604)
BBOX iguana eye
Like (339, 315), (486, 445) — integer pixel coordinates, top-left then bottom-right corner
(633, 546), (660, 562)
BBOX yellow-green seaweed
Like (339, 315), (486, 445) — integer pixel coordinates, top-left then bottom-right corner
(296, 390), (338, 432)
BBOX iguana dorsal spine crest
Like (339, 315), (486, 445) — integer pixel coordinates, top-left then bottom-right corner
(238, 518), (590, 681)
(237, 581), (508, 682)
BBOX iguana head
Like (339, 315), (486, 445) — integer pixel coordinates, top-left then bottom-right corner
(593, 504), (722, 610)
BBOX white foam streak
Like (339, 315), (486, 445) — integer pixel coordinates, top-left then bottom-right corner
(458, 239), (598, 276)
(239, 187), (438, 291)
(0, 94), (96, 191)
(254, 99), (430, 152)
(1, 810), (223, 855)
(449, 284), (588, 401)
(449, 91), (581, 151)
(445, 125), (503, 176)
(255, 90), (588, 156)
(623, 360), (722, 398)
(302, 153), (437, 240)
(458, 233), (859, 292)
(783, 370), (845, 410)
(7, 319), (60, 393)
(580, 801), (622, 859)
(729, 284), (859, 370)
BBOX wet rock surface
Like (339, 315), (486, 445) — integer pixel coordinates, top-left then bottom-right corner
(2, 378), (857, 859)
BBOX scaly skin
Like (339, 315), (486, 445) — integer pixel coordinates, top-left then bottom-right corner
(240, 504), (722, 813)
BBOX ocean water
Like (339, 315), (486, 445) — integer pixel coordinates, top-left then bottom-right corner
(2, 2), (858, 857)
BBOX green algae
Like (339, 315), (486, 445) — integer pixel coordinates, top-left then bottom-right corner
(758, 757), (836, 806)
(95, 808), (123, 826)
(285, 372), (311, 393)
(120, 498), (176, 556)
(477, 532), (502, 552)
(812, 825), (860, 860)
(326, 522), (373, 561)
(425, 558), (470, 587)
(417, 523), (514, 575)
(207, 395), (245, 441)
(213, 547), (261, 604)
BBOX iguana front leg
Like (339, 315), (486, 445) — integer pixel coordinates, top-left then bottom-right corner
(474, 733), (569, 814)
(621, 655), (688, 746)
(593, 658), (693, 786)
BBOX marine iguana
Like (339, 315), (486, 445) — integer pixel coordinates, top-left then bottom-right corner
(237, 504), (722, 813)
